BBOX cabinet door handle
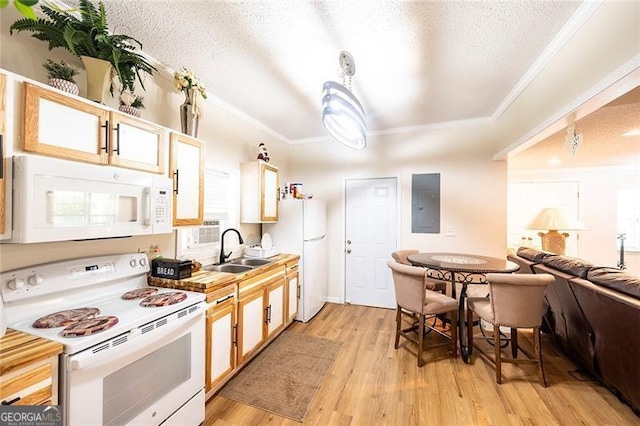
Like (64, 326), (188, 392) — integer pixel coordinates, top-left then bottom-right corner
(173, 170), (179, 195)
(264, 306), (269, 325)
(101, 119), (109, 152)
(267, 305), (272, 323)
(297, 284), (300, 299)
(216, 295), (233, 305)
(232, 324), (237, 346)
(0, 134), (3, 179)
(114, 123), (121, 155)
(2, 396), (20, 405)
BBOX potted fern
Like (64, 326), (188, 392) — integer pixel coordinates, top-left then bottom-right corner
(43, 60), (80, 96)
(10, 0), (156, 103)
(118, 90), (145, 118)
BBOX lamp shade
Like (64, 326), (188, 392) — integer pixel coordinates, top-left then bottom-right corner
(527, 208), (585, 231)
(322, 81), (367, 149)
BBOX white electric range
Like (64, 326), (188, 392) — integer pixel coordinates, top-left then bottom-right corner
(0, 253), (206, 426)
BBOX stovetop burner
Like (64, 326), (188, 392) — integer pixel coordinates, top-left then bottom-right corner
(33, 308), (101, 329)
(140, 292), (187, 307)
(121, 288), (159, 300)
(60, 316), (120, 338)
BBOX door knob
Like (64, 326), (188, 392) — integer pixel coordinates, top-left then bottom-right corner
(346, 248), (352, 254)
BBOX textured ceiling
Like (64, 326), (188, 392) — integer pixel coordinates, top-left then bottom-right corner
(92, 0), (581, 142)
(509, 87), (640, 170)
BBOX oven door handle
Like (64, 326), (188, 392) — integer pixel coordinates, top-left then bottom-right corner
(69, 307), (203, 372)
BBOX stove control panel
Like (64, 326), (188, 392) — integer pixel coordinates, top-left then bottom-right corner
(0, 253), (150, 304)
(69, 262), (116, 280)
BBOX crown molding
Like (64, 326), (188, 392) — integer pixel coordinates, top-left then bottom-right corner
(492, 1), (602, 121)
(494, 54), (640, 161)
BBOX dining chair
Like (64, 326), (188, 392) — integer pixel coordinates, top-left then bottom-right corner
(466, 273), (554, 386)
(391, 250), (447, 293)
(391, 249), (418, 265)
(387, 259), (458, 367)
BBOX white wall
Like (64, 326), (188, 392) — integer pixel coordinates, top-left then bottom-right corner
(510, 167), (640, 275)
(0, 6), (290, 271)
(287, 121), (508, 303)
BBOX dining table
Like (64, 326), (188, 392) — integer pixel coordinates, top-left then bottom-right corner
(407, 252), (520, 363)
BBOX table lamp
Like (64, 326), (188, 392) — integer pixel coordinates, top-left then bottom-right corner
(527, 208), (585, 255)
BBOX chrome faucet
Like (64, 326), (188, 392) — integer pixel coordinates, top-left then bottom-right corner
(219, 228), (244, 264)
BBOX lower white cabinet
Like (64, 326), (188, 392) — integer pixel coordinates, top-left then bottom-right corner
(266, 280), (285, 337)
(285, 262), (299, 323)
(201, 259), (297, 397)
(236, 265), (286, 365)
(237, 289), (265, 365)
(205, 288), (236, 393)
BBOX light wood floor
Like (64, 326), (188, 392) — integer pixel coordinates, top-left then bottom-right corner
(205, 303), (639, 425)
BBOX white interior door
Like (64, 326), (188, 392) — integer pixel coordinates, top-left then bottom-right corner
(345, 178), (397, 309)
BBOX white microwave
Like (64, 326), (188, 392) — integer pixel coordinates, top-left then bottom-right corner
(6, 155), (173, 243)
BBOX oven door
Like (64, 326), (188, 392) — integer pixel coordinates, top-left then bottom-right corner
(63, 308), (205, 426)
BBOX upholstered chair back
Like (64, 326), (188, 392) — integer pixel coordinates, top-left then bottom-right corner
(486, 273), (554, 328)
(387, 260), (425, 314)
(391, 250), (419, 265)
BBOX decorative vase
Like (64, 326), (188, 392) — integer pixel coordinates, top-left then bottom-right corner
(48, 78), (79, 96)
(81, 56), (112, 103)
(180, 89), (199, 138)
(119, 104), (141, 118)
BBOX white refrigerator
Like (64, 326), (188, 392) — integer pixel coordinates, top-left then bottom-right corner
(264, 199), (327, 322)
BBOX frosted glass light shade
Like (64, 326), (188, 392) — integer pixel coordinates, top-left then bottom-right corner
(527, 208), (585, 231)
(322, 81), (367, 149)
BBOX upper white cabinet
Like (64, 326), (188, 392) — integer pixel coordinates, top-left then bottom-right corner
(108, 111), (166, 174)
(169, 132), (204, 226)
(240, 161), (279, 223)
(23, 83), (166, 174)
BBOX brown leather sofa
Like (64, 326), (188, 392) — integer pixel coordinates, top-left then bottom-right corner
(508, 247), (640, 414)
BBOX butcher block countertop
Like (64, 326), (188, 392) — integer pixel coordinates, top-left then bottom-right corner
(148, 253), (300, 302)
(0, 329), (63, 376)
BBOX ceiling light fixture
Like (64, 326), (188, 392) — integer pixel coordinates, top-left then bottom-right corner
(322, 51), (367, 149)
(564, 123), (583, 157)
(547, 157), (562, 165)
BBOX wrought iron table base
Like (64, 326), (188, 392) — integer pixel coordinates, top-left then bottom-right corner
(428, 269), (489, 363)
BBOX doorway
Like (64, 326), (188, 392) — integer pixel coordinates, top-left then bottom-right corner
(345, 177), (397, 309)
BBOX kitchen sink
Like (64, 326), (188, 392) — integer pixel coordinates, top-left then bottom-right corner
(204, 264), (254, 274)
(230, 258), (273, 267)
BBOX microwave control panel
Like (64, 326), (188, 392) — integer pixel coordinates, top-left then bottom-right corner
(152, 188), (172, 226)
